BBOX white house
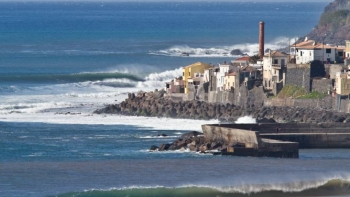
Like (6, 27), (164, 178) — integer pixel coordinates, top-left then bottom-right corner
(291, 38), (345, 64)
(231, 56), (250, 67)
(216, 63), (238, 91)
(262, 50), (289, 90)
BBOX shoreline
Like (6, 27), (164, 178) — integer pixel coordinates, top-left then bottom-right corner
(94, 89), (350, 124)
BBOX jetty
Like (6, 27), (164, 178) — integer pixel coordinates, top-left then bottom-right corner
(201, 122), (350, 158)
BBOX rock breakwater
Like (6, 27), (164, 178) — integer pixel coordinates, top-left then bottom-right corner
(94, 90), (350, 123)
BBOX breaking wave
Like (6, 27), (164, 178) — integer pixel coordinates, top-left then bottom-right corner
(53, 177), (350, 197)
(151, 36), (296, 57)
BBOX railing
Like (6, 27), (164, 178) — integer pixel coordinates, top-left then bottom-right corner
(272, 64), (281, 69)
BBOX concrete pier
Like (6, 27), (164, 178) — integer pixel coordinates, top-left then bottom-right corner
(201, 124), (299, 158)
(202, 123), (350, 150)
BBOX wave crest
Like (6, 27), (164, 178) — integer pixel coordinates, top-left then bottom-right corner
(55, 176), (350, 197)
(151, 36), (296, 57)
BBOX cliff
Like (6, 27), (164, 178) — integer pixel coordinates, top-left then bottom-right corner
(302, 0), (350, 45)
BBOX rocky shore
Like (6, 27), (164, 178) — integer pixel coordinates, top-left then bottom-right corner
(149, 131), (210, 152)
(94, 89), (350, 123)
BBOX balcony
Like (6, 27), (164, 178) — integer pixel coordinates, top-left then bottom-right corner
(272, 64), (281, 69)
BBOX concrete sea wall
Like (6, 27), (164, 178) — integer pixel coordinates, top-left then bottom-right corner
(203, 123), (350, 149)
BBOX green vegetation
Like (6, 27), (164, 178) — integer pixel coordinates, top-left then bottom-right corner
(319, 10), (350, 30)
(277, 85), (326, 99)
(249, 55), (260, 64)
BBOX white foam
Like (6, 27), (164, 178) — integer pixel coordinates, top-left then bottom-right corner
(151, 36), (297, 57)
(83, 173), (350, 194)
(235, 116), (256, 124)
(0, 67), (213, 130)
(137, 68), (183, 89)
(0, 112), (219, 131)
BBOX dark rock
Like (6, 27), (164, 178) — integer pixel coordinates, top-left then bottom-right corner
(181, 131), (203, 139)
(158, 143), (171, 151)
(257, 118), (276, 123)
(211, 142), (223, 150)
(149, 145), (159, 151)
(157, 134), (168, 137)
(230, 49), (244, 56)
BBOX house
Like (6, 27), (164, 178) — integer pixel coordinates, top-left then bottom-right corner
(346, 40), (350, 59)
(225, 72), (237, 92)
(262, 50), (288, 92)
(205, 67), (220, 92)
(183, 62), (213, 94)
(291, 38), (345, 64)
(165, 77), (185, 94)
(335, 72), (350, 96)
(232, 56), (250, 67)
(216, 62), (239, 91)
(240, 65), (262, 89)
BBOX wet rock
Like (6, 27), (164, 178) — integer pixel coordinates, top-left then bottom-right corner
(149, 145), (159, 151)
(158, 143), (171, 151)
(181, 131), (202, 139)
(230, 49), (244, 56)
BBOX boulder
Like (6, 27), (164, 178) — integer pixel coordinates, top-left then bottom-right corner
(149, 145), (159, 151)
(158, 143), (171, 151)
(181, 131), (203, 139)
(230, 49), (244, 56)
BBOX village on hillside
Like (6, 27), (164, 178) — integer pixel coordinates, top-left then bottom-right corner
(164, 22), (350, 113)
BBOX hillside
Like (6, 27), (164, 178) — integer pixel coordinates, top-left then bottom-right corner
(302, 0), (350, 45)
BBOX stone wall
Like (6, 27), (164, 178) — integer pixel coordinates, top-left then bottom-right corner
(208, 91), (235, 104)
(264, 95), (334, 110)
(329, 64), (343, 79)
(286, 64), (311, 91)
(336, 95), (350, 113)
(311, 78), (332, 93)
(246, 86), (266, 108)
(272, 81), (283, 95)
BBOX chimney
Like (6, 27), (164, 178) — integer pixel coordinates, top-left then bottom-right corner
(259, 21), (265, 59)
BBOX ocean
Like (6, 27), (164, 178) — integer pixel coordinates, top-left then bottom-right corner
(1, 1), (350, 197)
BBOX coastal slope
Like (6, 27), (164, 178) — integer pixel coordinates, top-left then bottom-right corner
(303, 0), (350, 44)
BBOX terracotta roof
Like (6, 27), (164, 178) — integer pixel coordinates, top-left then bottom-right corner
(291, 40), (345, 50)
(240, 66), (257, 72)
(234, 56), (250, 61)
(226, 72), (236, 76)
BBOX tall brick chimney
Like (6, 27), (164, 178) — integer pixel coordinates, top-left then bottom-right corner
(259, 21), (265, 59)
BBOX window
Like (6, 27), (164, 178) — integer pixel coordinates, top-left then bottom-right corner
(338, 51), (343, 56)
(300, 51), (303, 56)
(274, 59), (278, 64)
(326, 49), (331, 53)
(183, 72), (184, 76)
(189, 72), (191, 76)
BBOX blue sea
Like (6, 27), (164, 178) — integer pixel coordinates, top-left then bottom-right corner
(1, 1), (350, 197)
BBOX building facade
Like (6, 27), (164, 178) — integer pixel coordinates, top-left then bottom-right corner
(183, 62), (213, 94)
(291, 39), (345, 64)
(262, 50), (288, 91)
(346, 40), (350, 59)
